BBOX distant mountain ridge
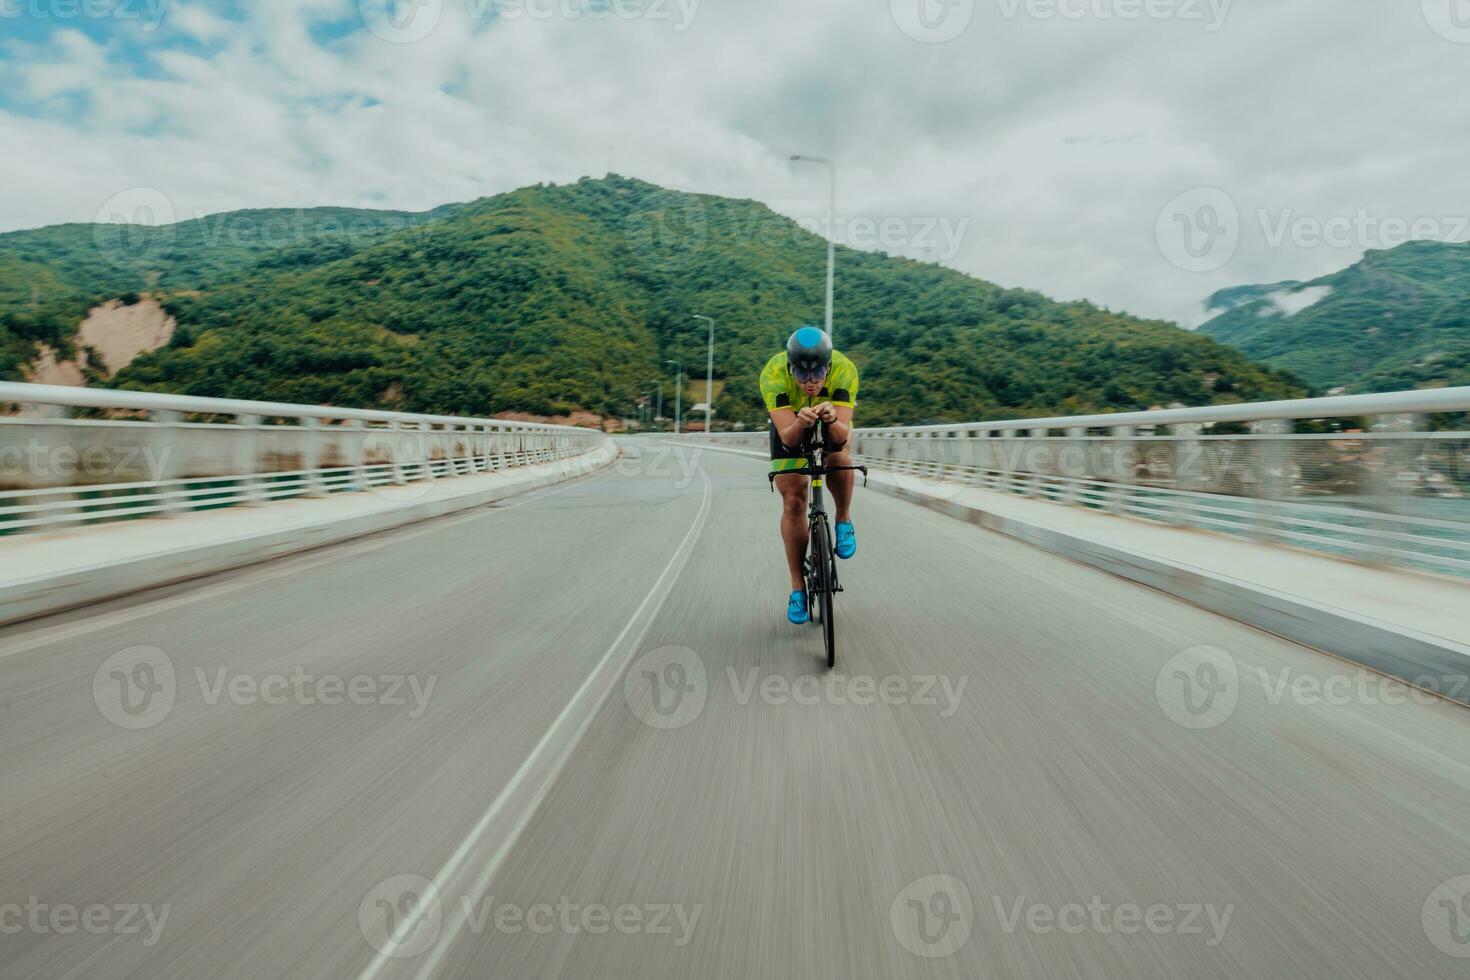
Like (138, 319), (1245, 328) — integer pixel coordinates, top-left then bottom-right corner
(1197, 240), (1470, 393)
(1, 176), (1303, 425)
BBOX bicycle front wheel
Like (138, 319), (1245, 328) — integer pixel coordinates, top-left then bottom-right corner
(814, 520), (835, 669)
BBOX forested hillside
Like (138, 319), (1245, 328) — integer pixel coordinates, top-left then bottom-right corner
(1198, 240), (1470, 393)
(3, 177), (1303, 426)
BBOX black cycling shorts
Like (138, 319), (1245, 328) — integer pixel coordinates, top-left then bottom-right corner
(769, 422), (844, 473)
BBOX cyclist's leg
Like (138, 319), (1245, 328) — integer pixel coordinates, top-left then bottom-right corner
(826, 447), (855, 524)
(769, 421), (812, 592)
(825, 443), (858, 559)
(774, 472), (810, 591)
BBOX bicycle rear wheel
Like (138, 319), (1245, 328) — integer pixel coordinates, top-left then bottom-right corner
(814, 520), (835, 669)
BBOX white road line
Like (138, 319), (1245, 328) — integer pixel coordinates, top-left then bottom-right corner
(0, 472), (600, 659)
(353, 464), (714, 980)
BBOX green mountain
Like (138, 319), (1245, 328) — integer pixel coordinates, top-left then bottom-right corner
(0, 205), (460, 378)
(2, 176), (1303, 426)
(1197, 240), (1470, 393)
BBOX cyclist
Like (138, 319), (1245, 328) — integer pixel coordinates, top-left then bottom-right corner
(761, 326), (860, 625)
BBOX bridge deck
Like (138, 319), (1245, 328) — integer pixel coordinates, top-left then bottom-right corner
(2, 445), (1469, 977)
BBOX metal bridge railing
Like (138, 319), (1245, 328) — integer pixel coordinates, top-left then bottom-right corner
(0, 383), (609, 536)
(691, 388), (1470, 580)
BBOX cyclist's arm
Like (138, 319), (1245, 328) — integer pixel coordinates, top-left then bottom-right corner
(769, 407), (818, 449)
(820, 404), (854, 445)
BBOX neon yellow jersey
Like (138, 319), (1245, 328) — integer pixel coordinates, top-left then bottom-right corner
(761, 349), (859, 473)
(759, 349), (859, 415)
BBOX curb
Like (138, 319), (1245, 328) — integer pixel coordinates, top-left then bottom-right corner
(0, 443), (616, 627)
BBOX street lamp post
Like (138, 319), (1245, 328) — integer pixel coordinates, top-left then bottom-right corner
(646, 380), (663, 423)
(692, 315), (715, 432)
(665, 360), (683, 434)
(789, 154), (836, 341)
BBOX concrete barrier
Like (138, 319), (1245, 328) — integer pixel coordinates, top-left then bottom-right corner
(0, 441), (615, 626)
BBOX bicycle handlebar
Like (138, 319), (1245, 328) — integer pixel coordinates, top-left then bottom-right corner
(767, 464), (869, 490)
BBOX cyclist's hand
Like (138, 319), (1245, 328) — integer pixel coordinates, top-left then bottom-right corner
(810, 402), (837, 422)
(797, 406), (820, 428)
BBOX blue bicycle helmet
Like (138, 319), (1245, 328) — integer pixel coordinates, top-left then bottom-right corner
(786, 326), (833, 380)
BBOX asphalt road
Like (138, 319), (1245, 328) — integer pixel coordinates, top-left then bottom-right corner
(3, 440), (1470, 979)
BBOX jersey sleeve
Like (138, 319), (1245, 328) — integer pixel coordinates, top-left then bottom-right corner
(829, 356), (859, 408)
(759, 355), (793, 413)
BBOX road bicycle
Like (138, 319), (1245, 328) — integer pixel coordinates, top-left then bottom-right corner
(768, 422), (867, 669)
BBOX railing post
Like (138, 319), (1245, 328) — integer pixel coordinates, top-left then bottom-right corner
(1249, 418), (1290, 543)
(998, 429), (1017, 492)
(1064, 426), (1086, 505)
(386, 420), (407, 486)
(1367, 413), (1422, 565)
(1171, 423), (1203, 526)
(149, 409), (188, 515)
(1027, 428), (1048, 498)
(301, 416), (326, 498)
(236, 414), (264, 503)
(1108, 425), (1135, 514)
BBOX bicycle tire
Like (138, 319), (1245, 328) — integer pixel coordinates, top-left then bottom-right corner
(815, 520), (836, 668)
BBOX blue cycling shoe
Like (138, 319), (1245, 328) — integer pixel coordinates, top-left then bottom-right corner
(787, 589), (810, 625)
(835, 521), (857, 559)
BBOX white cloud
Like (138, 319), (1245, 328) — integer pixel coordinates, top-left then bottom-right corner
(1, 0), (1467, 327)
(1265, 285), (1332, 317)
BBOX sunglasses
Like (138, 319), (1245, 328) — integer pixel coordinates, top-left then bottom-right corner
(792, 364), (829, 383)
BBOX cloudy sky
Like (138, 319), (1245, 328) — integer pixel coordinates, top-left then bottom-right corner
(2, 0), (1468, 325)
